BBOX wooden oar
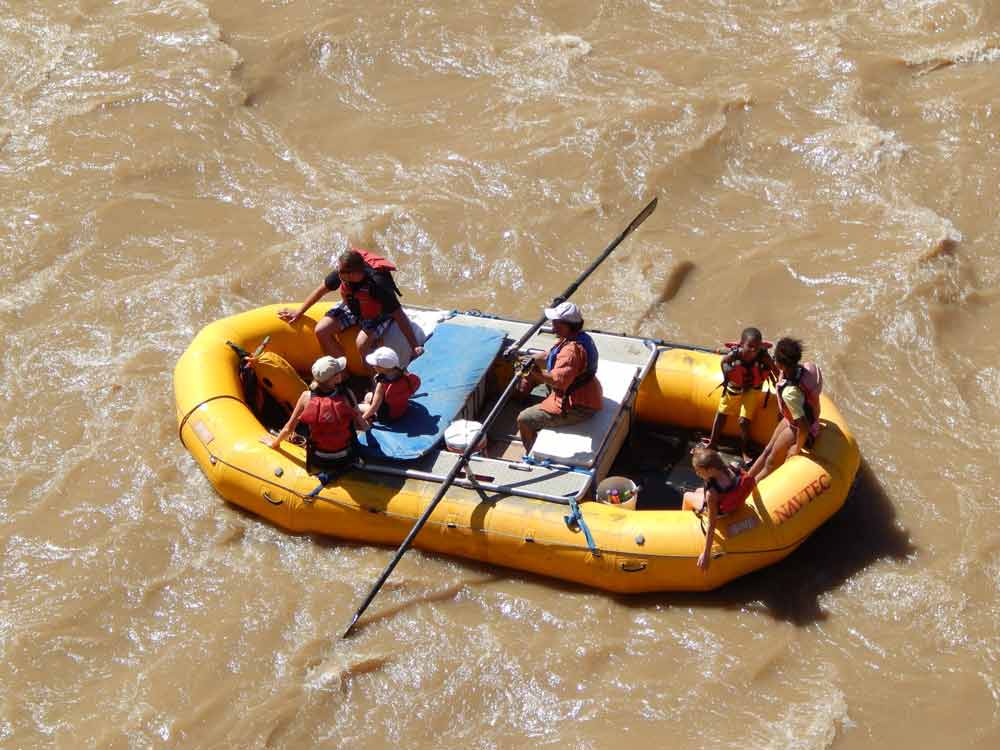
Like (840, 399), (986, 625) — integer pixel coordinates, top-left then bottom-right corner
(341, 197), (658, 638)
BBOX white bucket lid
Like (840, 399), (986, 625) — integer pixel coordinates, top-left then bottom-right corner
(444, 419), (485, 450)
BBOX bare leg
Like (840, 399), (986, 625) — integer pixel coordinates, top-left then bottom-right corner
(749, 421), (794, 482)
(737, 417), (753, 463)
(355, 329), (378, 375)
(356, 328), (374, 357)
(706, 411), (726, 449)
(315, 316), (346, 358)
(682, 488), (706, 512)
(517, 418), (537, 453)
(748, 422), (782, 478)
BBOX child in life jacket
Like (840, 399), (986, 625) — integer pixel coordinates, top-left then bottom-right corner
(262, 355), (368, 469)
(682, 446), (757, 572)
(360, 346), (421, 424)
(706, 327), (779, 465)
(748, 337), (823, 482)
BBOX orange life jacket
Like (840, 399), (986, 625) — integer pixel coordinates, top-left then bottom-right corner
(339, 248), (401, 321)
(300, 390), (355, 453)
(721, 341), (774, 392)
(381, 372), (420, 420)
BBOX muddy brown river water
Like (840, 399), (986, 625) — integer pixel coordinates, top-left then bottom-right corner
(2, 1), (999, 748)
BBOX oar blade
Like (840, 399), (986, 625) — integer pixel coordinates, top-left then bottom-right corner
(624, 196), (658, 236)
(342, 613), (360, 639)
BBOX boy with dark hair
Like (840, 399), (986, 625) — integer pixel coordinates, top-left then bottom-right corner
(706, 327), (779, 464)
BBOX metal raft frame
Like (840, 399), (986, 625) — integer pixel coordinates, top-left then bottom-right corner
(360, 313), (661, 506)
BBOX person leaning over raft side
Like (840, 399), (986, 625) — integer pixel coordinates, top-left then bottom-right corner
(683, 446), (757, 572)
(261, 355), (369, 469)
(748, 337), (823, 483)
(277, 248), (424, 365)
(515, 301), (603, 454)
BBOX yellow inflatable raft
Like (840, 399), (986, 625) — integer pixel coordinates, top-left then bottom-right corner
(174, 305), (860, 593)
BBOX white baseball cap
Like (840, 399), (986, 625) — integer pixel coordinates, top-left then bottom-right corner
(311, 355), (347, 385)
(543, 301), (583, 324)
(365, 346), (400, 370)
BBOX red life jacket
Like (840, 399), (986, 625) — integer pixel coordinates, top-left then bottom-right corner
(778, 362), (823, 435)
(708, 468), (756, 515)
(721, 341), (774, 392)
(354, 248), (397, 273)
(381, 372), (420, 420)
(339, 248), (400, 321)
(300, 390), (355, 453)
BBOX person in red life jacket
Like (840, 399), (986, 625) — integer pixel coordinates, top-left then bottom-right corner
(515, 301), (603, 454)
(261, 355), (368, 467)
(706, 327), (779, 464)
(277, 248), (424, 366)
(682, 446), (756, 572)
(360, 346), (421, 424)
(748, 337), (823, 482)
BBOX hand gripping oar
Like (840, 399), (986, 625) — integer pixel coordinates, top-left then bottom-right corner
(342, 197), (658, 638)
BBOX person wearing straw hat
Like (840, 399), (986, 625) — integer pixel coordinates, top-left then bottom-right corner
(515, 301), (603, 453)
(262, 355), (368, 468)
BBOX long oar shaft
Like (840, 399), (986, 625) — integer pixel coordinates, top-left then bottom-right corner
(343, 364), (528, 637)
(555, 196), (658, 306)
(342, 197), (658, 637)
(505, 197), (658, 356)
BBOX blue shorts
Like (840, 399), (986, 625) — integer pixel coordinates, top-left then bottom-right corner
(325, 303), (394, 338)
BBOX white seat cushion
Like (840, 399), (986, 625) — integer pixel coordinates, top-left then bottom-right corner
(382, 308), (450, 368)
(529, 359), (639, 468)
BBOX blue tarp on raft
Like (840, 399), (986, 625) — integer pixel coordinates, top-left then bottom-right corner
(356, 322), (506, 461)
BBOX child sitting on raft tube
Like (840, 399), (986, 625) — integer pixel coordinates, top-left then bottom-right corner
(515, 302), (603, 454)
(277, 248), (424, 367)
(262, 355), (369, 468)
(360, 346), (421, 425)
(748, 337), (823, 483)
(683, 446), (756, 572)
(706, 327), (779, 465)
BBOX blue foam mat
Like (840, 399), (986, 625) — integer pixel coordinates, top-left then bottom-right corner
(356, 323), (506, 460)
